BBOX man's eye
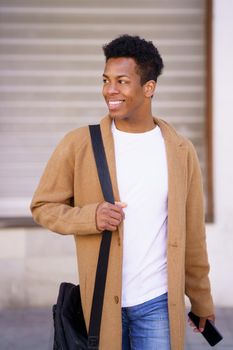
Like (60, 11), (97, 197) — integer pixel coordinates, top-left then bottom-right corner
(119, 80), (127, 84)
(103, 79), (109, 84)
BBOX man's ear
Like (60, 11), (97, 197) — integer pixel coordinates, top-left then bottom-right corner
(144, 80), (156, 98)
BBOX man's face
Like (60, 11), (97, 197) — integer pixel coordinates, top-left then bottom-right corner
(102, 57), (148, 121)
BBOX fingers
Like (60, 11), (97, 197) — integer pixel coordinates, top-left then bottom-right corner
(188, 318), (199, 333)
(104, 202), (126, 220)
(105, 221), (118, 232)
(114, 201), (127, 219)
(115, 201), (127, 208)
(188, 314), (215, 334)
(199, 315), (215, 332)
(199, 318), (206, 333)
(109, 211), (122, 221)
(96, 201), (127, 232)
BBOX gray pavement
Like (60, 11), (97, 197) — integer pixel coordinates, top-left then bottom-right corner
(0, 307), (232, 349)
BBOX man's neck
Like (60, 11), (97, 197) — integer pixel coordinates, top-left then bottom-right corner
(113, 116), (156, 133)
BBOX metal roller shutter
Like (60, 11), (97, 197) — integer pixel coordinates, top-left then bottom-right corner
(0, 0), (211, 224)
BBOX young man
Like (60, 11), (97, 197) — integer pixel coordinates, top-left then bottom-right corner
(31, 35), (214, 350)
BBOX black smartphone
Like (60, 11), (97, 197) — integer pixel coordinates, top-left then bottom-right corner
(188, 311), (223, 346)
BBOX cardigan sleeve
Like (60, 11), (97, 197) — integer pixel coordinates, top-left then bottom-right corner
(185, 141), (214, 317)
(30, 132), (101, 236)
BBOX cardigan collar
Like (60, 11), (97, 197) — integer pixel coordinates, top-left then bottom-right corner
(100, 114), (186, 148)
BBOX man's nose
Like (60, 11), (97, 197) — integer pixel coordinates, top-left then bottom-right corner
(107, 83), (119, 94)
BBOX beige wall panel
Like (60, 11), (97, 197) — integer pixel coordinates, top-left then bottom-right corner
(0, 258), (26, 308)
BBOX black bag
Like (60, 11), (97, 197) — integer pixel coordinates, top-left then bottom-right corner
(53, 125), (115, 350)
(53, 283), (87, 350)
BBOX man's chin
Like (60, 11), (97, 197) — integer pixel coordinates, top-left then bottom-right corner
(108, 112), (126, 120)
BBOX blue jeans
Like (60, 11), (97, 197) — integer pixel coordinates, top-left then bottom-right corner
(122, 293), (171, 350)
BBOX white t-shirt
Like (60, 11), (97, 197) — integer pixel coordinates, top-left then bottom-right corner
(112, 120), (168, 307)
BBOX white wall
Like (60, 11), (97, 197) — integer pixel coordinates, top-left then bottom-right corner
(0, 228), (77, 309)
(206, 0), (233, 306)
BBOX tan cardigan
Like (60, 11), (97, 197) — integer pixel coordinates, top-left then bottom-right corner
(31, 115), (214, 349)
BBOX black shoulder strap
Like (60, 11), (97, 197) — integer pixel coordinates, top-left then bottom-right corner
(87, 124), (115, 350)
(89, 125), (115, 205)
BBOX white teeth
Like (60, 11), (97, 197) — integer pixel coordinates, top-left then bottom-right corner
(109, 100), (123, 105)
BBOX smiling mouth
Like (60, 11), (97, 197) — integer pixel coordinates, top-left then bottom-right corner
(108, 100), (125, 110)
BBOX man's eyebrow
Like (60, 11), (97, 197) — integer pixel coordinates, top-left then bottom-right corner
(102, 73), (130, 78)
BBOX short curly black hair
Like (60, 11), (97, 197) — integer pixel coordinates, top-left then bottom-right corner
(103, 34), (164, 85)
